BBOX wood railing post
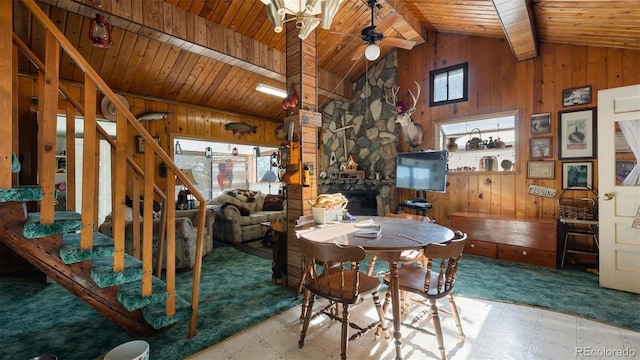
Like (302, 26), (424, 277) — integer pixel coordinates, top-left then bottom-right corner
(0, 0), (12, 189)
(38, 31), (60, 224)
(80, 77), (97, 249)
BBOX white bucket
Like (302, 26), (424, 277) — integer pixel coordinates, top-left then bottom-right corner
(104, 340), (149, 360)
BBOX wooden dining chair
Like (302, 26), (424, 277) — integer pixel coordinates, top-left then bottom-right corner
(366, 212), (434, 312)
(380, 230), (468, 360)
(297, 236), (388, 360)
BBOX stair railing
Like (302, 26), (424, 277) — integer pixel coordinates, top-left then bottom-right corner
(18, 0), (206, 337)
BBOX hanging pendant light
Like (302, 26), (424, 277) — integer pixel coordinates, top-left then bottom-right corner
(89, 14), (113, 49)
(260, 0), (343, 40)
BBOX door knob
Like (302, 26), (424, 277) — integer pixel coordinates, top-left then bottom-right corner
(603, 192), (615, 200)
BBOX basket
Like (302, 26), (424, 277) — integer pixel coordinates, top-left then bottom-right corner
(557, 187), (598, 221)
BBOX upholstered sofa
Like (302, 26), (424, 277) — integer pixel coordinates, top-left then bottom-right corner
(98, 207), (215, 270)
(206, 189), (286, 245)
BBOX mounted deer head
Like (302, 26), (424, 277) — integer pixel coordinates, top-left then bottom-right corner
(386, 81), (424, 147)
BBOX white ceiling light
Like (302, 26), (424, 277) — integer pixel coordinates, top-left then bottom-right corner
(365, 42), (380, 61)
(256, 83), (288, 98)
(260, 0), (343, 40)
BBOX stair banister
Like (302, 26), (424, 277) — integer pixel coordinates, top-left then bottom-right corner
(19, 0), (207, 337)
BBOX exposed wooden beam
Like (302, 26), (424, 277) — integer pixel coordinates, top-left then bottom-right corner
(492, 0), (538, 61)
(40, 0), (351, 101)
(383, 0), (428, 45)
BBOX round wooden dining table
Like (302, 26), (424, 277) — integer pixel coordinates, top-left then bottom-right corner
(296, 216), (455, 360)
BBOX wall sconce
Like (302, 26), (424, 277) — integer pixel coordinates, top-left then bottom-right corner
(204, 146), (212, 158)
(89, 14), (113, 49)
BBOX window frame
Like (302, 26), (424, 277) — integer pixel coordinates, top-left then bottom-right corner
(429, 62), (469, 107)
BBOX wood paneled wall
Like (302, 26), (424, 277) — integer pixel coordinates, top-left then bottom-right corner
(396, 32), (640, 226)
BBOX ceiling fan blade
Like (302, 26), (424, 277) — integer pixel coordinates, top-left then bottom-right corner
(383, 37), (416, 50)
(375, 13), (402, 33)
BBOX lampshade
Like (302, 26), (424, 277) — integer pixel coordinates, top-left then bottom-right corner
(260, 170), (278, 183)
(365, 42), (381, 61)
(175, 169), (198, 186)
(260, 0), (343, 39)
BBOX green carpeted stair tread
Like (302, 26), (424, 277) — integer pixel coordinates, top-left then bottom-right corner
(0, 186), (42, 203)
(59, 232), (115, 264)
(117, 276), (169, 311)
(91, 253), (144, 288)
(143, 294), (193, 329)
(23, 211), (82, 238)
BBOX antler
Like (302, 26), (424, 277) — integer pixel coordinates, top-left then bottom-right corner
(406, 81), (421, 115)
(384, 85), (400, 113)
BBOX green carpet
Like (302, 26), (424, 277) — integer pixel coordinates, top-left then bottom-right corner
(1, 247), (638, 359)
(455, 254), (640, 331)
(0, 243), (299, 360)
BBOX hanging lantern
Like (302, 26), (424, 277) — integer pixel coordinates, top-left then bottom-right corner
(89, 14), (113, 49)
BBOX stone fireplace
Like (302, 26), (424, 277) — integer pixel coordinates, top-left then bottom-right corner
(319, 52), (401, 215)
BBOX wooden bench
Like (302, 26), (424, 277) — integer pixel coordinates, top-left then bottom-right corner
(450, 212), (558, 268)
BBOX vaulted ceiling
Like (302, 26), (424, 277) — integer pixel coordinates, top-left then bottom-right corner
(15, 0), (639, 123)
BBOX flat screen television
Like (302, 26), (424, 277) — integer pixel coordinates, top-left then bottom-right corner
(395, 150), (449, 193)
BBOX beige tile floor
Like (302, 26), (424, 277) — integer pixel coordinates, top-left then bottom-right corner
(186, 294), (639, 360)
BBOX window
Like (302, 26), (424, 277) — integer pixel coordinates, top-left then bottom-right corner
(434, 110), (518, 172)
(429, 62), (468, 107)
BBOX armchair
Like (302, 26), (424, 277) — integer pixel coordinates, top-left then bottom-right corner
(98, 207), (215, 270)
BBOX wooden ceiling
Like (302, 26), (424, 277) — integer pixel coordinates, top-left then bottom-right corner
(15, 0), (639, 123)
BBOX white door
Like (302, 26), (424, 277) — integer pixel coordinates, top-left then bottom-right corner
(597, 84), (640, 293)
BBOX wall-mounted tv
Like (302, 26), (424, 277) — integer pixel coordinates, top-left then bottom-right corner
(396, 150), (449, 193)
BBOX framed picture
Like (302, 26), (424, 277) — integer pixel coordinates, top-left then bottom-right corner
(530, 113), (551, 135)
(136, 136), (160, 153)
(527, 161), (555, 179)
(562, 161), (593, 189)
(558, 108), (596, 159)
(562, 85), (592, 106)
(530, 137), (553, 159)
(616, 160), (636, 185)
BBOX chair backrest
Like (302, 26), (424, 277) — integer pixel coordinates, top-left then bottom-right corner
(298, 236), (368, 300)
(421, 231), (468, 296)
(385, 212), (434, 223)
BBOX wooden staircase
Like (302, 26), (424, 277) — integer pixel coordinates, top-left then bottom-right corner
(0, 0), (207, 337)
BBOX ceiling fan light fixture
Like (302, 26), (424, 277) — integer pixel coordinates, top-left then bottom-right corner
(365, 42), (380, 61)
(266, 3), (284, 33)
(256, 83), (288, 98)
(271, 0), (286, 15)
(261, 0), (343, 38)
(305, 0), (321, 13)
(298, 18), (320, 39)
(320, 0), (341, 29)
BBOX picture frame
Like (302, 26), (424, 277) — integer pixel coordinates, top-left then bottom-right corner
(530, 137), (553, 159)
(562, 161), (593, 189)
(530, 112), (551, 135)
(136, 136), (160, 153)
(558, 108), (596, 159)
(527, 161), (555, 179)
(562, 85), (592, 107)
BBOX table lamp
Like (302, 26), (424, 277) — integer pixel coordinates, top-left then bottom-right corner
(260, 169), (278, 194)
(176, 169), (198, 209)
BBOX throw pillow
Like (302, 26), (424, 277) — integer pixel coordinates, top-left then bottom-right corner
(222, 201), (251, 216)
(262, 194), (284, 211)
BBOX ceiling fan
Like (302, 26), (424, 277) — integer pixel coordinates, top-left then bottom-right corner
(342, 0), (417, 61)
